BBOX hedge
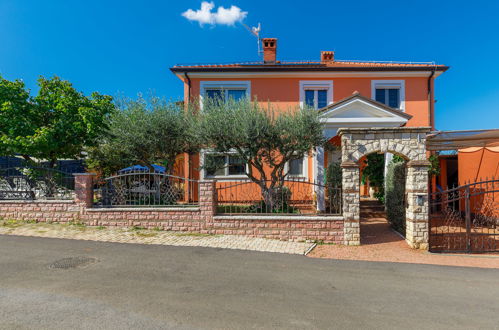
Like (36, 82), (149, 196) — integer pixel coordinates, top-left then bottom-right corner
(385, 160), (406, 235)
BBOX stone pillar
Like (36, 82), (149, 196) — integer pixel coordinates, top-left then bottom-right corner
(74, 173), (95, 208)
(341, 161), (360, 245)
(199, 180), (217, 217)
(405, 160), (431, 249)
(315, 147), (325, 212)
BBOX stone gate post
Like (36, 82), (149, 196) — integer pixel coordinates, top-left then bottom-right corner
(405, 160), (431, 249)
(341, 161), (360, 245)
(74, 173), (95, 208)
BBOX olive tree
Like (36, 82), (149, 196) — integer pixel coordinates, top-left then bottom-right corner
(86, 96), (200, 176)
(201, 98), (325, 211)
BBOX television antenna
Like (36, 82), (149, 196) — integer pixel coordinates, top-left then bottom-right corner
(241, 22), (262, 56)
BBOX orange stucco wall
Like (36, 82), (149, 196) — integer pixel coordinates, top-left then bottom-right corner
(458, 148), (499, 184)
(187, 76), (431, 127)
(179, 75), (432, 201)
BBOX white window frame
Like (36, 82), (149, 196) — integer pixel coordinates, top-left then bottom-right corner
(200, 150), (248, 180)
(284, 154), (309, 179)
(371, 80), (405, 111)
(200, 81), (251, 109)
(299, 80), (333, 109)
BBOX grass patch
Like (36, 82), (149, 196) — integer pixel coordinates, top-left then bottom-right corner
(313, 239), (337, 245)
(130, 225), (147, 231)
(1, 219), (22, 228)
(135, 231), (158, 238)
(174, 232), (215, 238)
(95, 226), (106, 230)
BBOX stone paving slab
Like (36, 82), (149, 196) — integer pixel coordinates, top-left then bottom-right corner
(0, 220), (314, 255)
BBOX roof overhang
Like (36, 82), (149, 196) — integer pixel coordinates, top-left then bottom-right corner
(170, 63), (449, 78)
(172, 70), (446, 80)
(427, 129), (499, 151)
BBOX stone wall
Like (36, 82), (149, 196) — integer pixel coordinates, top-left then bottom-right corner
(0, 179), (344, 243)
(338, 127), (431, 248)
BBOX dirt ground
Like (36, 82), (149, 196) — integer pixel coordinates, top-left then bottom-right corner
(308, 215), (499, 269)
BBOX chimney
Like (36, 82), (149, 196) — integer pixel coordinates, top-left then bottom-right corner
(262, 38), (277, 64)
(321, 51), (334, 64)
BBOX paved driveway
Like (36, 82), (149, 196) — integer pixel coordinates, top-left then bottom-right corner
(0, 235), (498, 329)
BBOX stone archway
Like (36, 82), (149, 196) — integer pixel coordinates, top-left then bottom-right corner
(338, 127), (431, 249)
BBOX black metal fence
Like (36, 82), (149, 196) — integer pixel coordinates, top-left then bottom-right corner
(93, 171), (199, 208)
(429, 178), (498, 253)
(0, 167), (75, 200)
(216, 178), (342, 215)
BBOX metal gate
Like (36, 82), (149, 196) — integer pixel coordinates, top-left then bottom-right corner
(429, 178), (498, 253)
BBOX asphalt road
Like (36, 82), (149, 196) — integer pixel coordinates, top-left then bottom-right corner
(0, 235), (498, 330)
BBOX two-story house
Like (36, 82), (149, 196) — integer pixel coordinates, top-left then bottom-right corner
(170, 38), (448, 194)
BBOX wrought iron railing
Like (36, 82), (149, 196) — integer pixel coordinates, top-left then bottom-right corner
(0, 167), (75, 200)
(93, 171), (199, 207)
(429, 178), (498, 253)
(216, 178), (342, 215)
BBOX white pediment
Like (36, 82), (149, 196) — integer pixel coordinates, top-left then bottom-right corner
(320, 98), (409, 122)
(319, 96), (411, 139)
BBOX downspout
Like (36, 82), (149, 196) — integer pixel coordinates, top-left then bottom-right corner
(184, 72), (192, 102)
(184, 72), (192, 201)
(427, 67), (436, 194)
(427, 67), (436, 129)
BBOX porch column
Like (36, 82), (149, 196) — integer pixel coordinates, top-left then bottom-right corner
(315, 147), (325, 212)
(405, 160), (431, 249)
(341, 161), (360, 245)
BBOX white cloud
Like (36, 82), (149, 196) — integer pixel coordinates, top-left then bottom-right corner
(182, 2), (247, 26)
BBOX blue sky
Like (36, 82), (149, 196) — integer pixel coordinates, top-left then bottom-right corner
(1, 0), (498, 131)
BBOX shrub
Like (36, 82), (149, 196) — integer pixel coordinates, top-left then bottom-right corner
(325, 162), (342, 188)
(385, 159), (406, 235)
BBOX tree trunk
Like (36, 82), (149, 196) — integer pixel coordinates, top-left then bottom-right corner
(259, 182), (287, 213)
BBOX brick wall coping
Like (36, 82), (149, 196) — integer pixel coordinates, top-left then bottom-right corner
(213, 215), (344, 221)
(0, 200), (75, 204)
(86, 207), (200, 212)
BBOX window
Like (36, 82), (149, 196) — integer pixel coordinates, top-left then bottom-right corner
(288, 158), (304, 176)
(205, 88), (246, 103)
(300, 81), (333, 110)
(375, 88), (400, 108)
(200, 81), (250, 106)
(371, 80), (405, 111)
(286, 155), (307, 177)
(204, 153), (246, 178)
(305, 90), (328, 109)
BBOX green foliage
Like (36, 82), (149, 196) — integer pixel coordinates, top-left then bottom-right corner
(361, 153), (385, 202)
(428, 154), (440, 176)
(200, 98), (325, 209)
(392, 155), (406, 163)
(0, 75), (114, 166)
(325, 162), (342, 187)
(200, 98), (324, 181)
(361, 153), (385, 187)
(385, 158), (406, 235)
(86, 96), (201, 176)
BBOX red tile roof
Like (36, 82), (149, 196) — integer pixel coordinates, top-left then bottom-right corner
(170, 60), (449, 72)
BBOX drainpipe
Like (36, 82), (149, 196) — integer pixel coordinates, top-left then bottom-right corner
(427, 68), (436, 130)
(184, 72), (192, 201)
(427, 67), (436, 194)
(184, 72), (192, 103)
